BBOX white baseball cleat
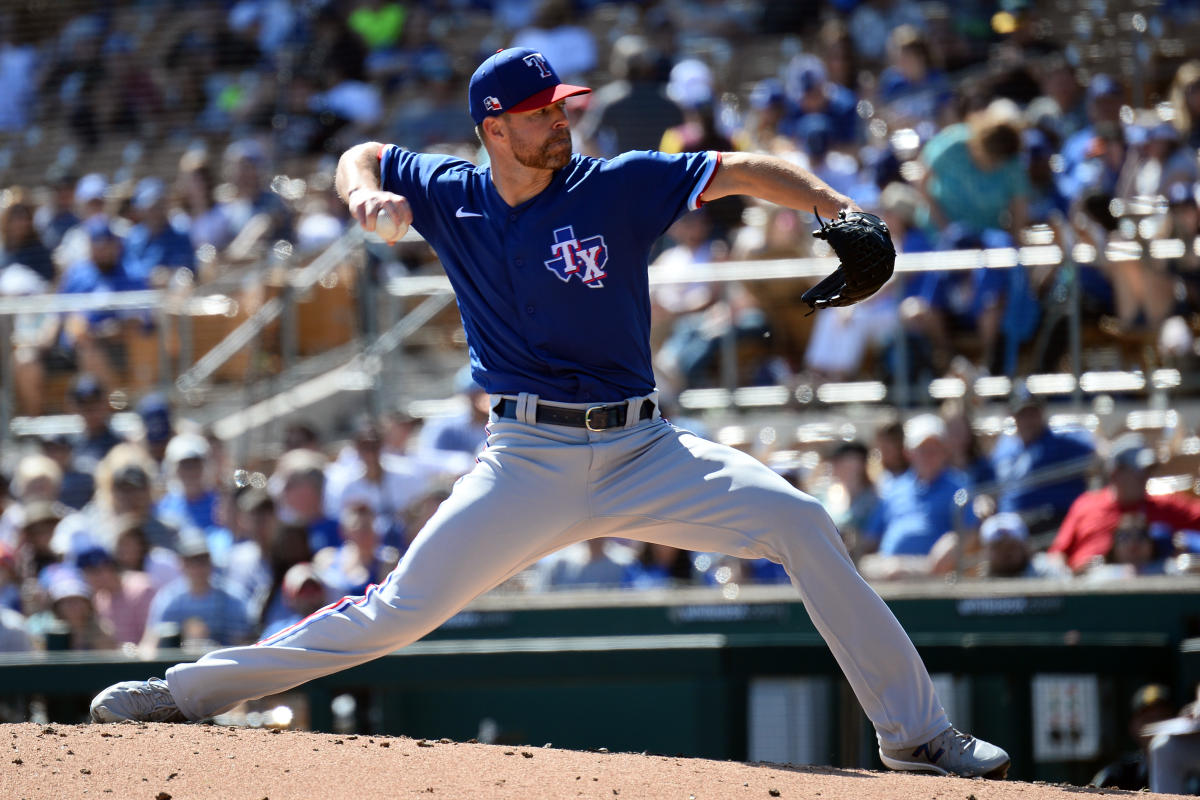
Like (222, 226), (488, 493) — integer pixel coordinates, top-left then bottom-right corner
(879, 727), (1010, 779)
(90, 678), (187, 723)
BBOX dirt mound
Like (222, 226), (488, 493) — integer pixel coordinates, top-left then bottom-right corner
(0, 722), (1184, 799)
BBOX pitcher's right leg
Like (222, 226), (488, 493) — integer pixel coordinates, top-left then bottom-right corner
(93, 421), (591, 722)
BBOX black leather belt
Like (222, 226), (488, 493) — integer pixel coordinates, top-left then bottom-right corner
(494, 398), (655, 430)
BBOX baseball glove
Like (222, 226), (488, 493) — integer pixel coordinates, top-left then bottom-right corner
(801, 209), (896, 312)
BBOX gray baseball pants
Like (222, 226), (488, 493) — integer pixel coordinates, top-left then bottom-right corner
(166, 392), (949, 748)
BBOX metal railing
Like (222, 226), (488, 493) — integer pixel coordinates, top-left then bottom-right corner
(4, 234), (1194, 448)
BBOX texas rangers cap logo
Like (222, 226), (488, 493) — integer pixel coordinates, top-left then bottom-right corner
(544, 226), (608, 288)
(483, 96), (503, 112)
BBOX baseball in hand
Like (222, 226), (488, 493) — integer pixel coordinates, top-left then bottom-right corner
(373, 209), (409, 242)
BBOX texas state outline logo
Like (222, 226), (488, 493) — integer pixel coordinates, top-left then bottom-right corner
(544, 225), (608, 288)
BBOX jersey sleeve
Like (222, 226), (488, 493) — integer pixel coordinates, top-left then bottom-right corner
(378, 145), (471, 231)
(609, 150), (721, 241)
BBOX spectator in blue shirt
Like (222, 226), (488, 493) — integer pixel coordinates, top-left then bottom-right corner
(877, 25), (953, 133)
(1059, 74), (1125, 187)
(155, 433), (220, 539)
(780, 55), (860, 148)
(864, 414), (973, 559)
(990, 385), (1095, 533)
(142, 534), (253, 649)
(121, 177), (195, 286)
(417, 366), (490, 459)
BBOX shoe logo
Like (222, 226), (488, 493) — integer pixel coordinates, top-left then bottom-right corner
(456, 207), (484, 218)
(913, 743), (945, 763)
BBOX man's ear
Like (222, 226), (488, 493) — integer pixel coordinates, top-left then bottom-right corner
(482, 116), (505, 143)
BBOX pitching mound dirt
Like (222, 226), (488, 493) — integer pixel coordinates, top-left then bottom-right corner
(0, 722), (1189, 799)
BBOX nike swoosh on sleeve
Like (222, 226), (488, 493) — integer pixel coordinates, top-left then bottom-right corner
(455, 207), (484, 218)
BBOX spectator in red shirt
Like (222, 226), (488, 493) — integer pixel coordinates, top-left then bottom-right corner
(1049, 434), (1200, 573)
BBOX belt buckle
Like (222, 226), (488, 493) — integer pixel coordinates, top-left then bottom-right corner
(584, 405), (607, 431)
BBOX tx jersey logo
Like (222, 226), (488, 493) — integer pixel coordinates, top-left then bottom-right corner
(544, 226), (608, 288)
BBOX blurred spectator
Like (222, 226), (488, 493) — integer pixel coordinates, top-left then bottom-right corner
(990, 386), (1094, 533)
(76, 545), (156, 647)
(26, 574), (116, 650)
(0, 543), (19, 612)
(0, 10), (38, 133)
(54, 446), (179, 562)
(1092, 683), (1178, 790)
(1023, 128), (1069, 226)
(1049, 433), (1200, 574)
(621, 543), (695, 590)
(0, 190), (54, 283)
(255, 522), (315, 634)
(1118, 120), (1198, 202)
(222, 487), (277, 606)
(284, 420), (322, 453)
(1169, 60), (1200, 151)
(121, 177), (195, 287)
(111, 515), (182, 593)
(143, 533), (252, 649)
(511, 0), (597, 82)
(68, 374), (123, 471)
(576, 34), (682, 158)
(14, 501), (65, 603)
(0, 453), (62, 549)
(871, 418), (909, 488)
(221, 139), (293, 246)
(860, 414), (972, 569)
(653, 209), (766, 390)
(1059, 73), (1125, 184)
(734, 78), (790, 155)
(1136, 182), (1200, 339)
(33, 169), (81, 252)
(848, 0), (929, 63)
(541, 538), (632, 590)
(1026, 55), (1087, 144)
(877, 25), (953, 132)
(324, 418), (431, 546)
(51, 172), (109, 274)
(780, 54), (860, 148)
(940, 399), (996, 489)
(155, 433), (219, 534)
(417, 367), (490, 460)
(273, 449), (340, 553)
(814, 441), (879, 560)
(315, 502), (399, 598)
(57, 223), (148, 389)
(136, 393), (174, 465)
(975, 512), (1065, 579)
(914, 99), (1033, 373)
(0, 605), (32, 652)
(259, 562), (330, 639)
(1147, 683), (1200, 794)
(174, 150), (235, 257)
(816, 18), (860, 95)
(39, 433), (94, 511)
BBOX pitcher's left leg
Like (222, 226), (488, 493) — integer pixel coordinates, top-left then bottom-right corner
(591, 421), (946, 748)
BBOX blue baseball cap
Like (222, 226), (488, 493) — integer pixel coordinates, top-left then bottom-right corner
(468, 48), (590, 125)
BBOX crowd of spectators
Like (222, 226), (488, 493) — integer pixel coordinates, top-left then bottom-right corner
(0, 1), (1198, 406)
(1, 365), (1198, 655)
(1, 1), (1200, 656)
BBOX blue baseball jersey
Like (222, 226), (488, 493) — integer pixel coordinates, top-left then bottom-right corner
(379, 146), (720, 403)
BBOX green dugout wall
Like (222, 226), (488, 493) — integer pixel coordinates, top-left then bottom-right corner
(2, 576), (1197, 784)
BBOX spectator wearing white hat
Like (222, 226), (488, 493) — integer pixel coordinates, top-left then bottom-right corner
(978, 512), (1067, 579)
(859, 417), (969, 578)
(155, 433), (219, 538)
